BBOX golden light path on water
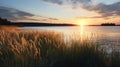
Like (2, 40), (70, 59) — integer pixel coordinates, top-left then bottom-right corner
(77, 20), (86, 42)
(80, 25), (84, 42)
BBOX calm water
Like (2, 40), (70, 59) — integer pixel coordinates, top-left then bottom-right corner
(24, 26), (120, 53)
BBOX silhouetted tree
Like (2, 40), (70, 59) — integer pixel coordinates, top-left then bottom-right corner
(0, 17), (11, 25)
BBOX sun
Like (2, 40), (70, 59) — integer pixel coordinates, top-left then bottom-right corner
(77, 20), (86, 26)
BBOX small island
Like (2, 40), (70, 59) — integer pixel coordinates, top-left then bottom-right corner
(101, 23), (116, 26)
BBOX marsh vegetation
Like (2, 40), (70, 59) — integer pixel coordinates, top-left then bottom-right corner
(0, 26), (120, 67)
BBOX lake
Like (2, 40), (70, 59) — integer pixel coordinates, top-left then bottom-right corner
(24, 26), (120, 53)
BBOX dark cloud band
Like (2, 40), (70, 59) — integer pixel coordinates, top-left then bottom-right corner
(0, 6), (59, 22)
(85, 2), (120, 17)
(0, 6), (34, 21)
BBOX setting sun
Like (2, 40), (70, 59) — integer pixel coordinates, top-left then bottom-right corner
(76, 20), (87, 26)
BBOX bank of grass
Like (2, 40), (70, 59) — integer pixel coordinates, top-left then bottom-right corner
(0, 26), (120, 67)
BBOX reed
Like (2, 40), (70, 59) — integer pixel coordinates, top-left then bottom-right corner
(0, 26), (120, 67)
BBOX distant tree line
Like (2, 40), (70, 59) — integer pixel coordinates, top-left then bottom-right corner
(0, 17), (11, 25)
(101, 23), (116, 26)
(0, 17), (77, 26)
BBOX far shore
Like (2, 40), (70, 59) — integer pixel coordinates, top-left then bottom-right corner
(1, 23), (120, 27)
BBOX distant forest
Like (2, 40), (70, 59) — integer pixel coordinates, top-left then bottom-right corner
(0, 17), (77, 26)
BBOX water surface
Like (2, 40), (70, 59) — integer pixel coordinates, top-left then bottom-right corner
(24, 26), (120, 53)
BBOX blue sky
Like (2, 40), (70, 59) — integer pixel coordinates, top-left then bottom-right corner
(0, 0), (120, 25)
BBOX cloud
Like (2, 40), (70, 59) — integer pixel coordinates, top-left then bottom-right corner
(42, 0), (92, 6)
(0, 6), (59, 22)
(38, 17), (59, 22)
(0, 6), (34, 21)
(76, 16), (103, 19)
(42, 0), (120, 18)
(43, 0), (63, 5)
(84, 2), (120, 17)
(48, 17), (58, 20)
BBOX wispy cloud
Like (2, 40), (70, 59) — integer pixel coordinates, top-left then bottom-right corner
(0, 6), (59, 22)
(43, 0), (63, 5)
(42, 0), (92, 6)
(0, 6), (34, 21)
(76, 15), (112, 19)
(48, 17), (58, 20)
(84, 2), (120, 17)
(42, 0), (120, 18)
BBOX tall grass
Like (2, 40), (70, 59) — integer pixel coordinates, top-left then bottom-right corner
(0, 26), (120, 67)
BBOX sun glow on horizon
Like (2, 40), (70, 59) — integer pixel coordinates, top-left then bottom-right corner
(76, 20), (87, 26)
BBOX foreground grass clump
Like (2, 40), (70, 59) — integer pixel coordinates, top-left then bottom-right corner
(0, 28), (120, 67)
(0, 29), (63, 67)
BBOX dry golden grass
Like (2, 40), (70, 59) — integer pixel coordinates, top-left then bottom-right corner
(0, 26), (120, 67)
(0, 25), (21, 32)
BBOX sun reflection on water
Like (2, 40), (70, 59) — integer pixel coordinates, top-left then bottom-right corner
(80, 25), (84, 42)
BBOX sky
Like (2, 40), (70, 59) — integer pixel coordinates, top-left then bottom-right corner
(0, 0), (120, 25)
